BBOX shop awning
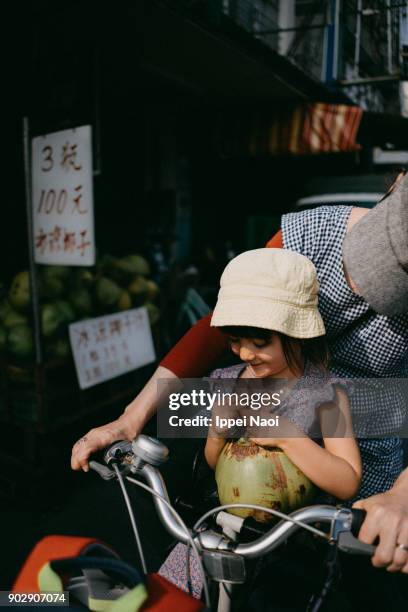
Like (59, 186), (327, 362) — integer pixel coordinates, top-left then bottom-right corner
(213, 103), (408, 158)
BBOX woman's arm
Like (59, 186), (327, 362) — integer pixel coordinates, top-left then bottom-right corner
(160, 313), (229, 377)
(265, 229), (283, 248)
(71, 365), (180, 471)
(71, 316), (229, 471)
(251, 389), (362, 500)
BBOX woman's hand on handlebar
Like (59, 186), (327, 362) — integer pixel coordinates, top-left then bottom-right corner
(353, 487), (408, 572)
(71, 416), (135, 472)
(71, 365), (180, 472)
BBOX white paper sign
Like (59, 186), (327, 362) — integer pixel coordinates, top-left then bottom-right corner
(69, 308), (156, 390)
(32, 125), (95, 265)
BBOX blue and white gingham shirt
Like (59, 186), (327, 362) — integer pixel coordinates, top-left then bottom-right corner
(282, 206), (408, 500)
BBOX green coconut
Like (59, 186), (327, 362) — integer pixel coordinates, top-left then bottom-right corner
(124, 254), (150, 277)
(48, 338), (71, 360)
(3, 307), (28, 329)
(40, 267), (67, 299)
(41, 303), (64, 337)
(9, 271), (30, 311)
(117, 290), (132, 311)
(70, 268), (94, 288)
(145, 302), (160, 326)
(44, 265), (70, 280)
(110, 255), (151, 284)
(215, 439), (315, 523)
(128, 276), (149, 306)
(0, 299), (12, 321)
(55, 300), (76, 324)
(95, 277), (122, 308)
(7, 325), (34, 359)
(146, 280), (160, 302)
(69, 287), (93, 316)
(95, 254), (116, 276)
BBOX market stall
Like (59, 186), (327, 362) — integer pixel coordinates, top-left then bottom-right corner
(0, 124), (161, 496)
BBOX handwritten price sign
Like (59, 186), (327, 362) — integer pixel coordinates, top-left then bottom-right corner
(32, 125), (95, 265)
(69, 308), (156, 389)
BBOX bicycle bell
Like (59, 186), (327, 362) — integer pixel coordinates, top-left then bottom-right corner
(131, 435), (169, 472)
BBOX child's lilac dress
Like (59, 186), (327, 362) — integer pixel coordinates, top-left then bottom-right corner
(158, 361), (346, 598)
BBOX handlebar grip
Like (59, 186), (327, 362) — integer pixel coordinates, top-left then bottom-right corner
(351, 508), (367, 536)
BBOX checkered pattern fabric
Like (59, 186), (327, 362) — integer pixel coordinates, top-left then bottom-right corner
(282, 206), (408, 500)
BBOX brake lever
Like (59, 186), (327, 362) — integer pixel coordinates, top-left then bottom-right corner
(337, 531), (376, 556)
(89, 441), (135, 481)
(330, 507), (375, 556)
(89, 461), (116, 481)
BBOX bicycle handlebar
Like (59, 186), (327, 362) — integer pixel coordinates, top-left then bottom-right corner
(89, 435), (376, 560)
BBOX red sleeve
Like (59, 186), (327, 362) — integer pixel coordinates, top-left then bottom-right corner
(265, 229), (283, 249)
(160, 228), (283, 377)
(160, 313), (229, 377)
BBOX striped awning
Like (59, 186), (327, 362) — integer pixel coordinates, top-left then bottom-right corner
(215, 103), (363, 157)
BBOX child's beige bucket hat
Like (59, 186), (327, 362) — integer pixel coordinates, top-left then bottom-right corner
(211, 248), (326, 339)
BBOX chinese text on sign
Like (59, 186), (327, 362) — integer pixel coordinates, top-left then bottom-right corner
(32, 125), (95, 265)
(69, 308), (156, 389)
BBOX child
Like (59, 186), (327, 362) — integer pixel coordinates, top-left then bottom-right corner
(159, 248), (361, 597)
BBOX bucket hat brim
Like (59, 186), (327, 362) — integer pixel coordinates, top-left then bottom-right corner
(211, 296), (326, 339)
